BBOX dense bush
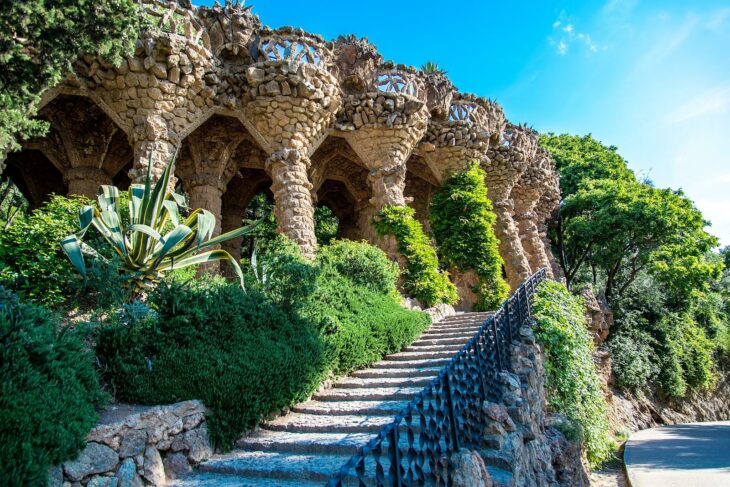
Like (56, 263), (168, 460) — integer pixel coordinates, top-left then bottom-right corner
(430, 163), (509, 310)
(0, 194), (89, 306)
(0, 288), (105, 485)
(97, 239), (429, 450)
(96, 278), (329, 450)
(317, 240), (399, 296)
(606, 329), (657, 390)
(315, 205), (339, 245)
(531, 281), (612, 466)
(373, 205), (457, 307)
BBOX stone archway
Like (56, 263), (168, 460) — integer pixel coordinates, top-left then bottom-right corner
(404, 155), (440, 233)
(3, 150), (67, 209)
(24, 94), (133, 198)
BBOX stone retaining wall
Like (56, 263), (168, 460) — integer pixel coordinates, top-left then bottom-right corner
(49, 400), (211, 487)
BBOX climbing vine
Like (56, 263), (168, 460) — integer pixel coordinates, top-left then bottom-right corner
(430, 162), (509, 310)
(373, 205), (458, 307)
(531, 280), (613, 467)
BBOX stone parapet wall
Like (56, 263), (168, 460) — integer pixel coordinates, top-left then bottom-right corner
(49, 401), (211, 487)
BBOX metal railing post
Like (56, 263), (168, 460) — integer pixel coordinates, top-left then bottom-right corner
(388, 426), (402, 486)
(444, 372), (460, 452)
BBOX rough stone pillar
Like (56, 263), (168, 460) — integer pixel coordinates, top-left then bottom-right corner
(128, 114), (178, 186)
(220, 204), (245, 267)
(187, 175), (226, 274)
(265, 148), (317, 258)
(65, 167), (112, 199)
(485, 126), (537, 291)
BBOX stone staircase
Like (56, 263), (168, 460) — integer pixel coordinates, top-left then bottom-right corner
(171, 312), (492, 486)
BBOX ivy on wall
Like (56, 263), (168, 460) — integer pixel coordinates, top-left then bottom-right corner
(373, 205), (458, 307)
(430, 163), (509, 310)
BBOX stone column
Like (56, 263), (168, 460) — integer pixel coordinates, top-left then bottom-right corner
(128, 114), (178, 187)
(219, 203), (246, 278)
(65, 167), (112, 199)
(187, 175), (226, 274)
(493, 201), (532, 291)
(265, 148), (317, 258)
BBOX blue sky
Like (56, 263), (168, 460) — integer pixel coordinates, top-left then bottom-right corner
(202, 0), (730, 245)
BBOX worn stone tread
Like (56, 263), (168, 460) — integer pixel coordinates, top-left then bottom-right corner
(314, 386), (424, 402)
(292, 399), (407, 416)
(385, 349), (456, 361)
(350, 366), (442, 379)
(411, 336), (472, 346)
(264, 412), (395, 433)
(334, 375), (434, 389)
(199, 451), (357, 482)
(371, 357), (451, 369)
(235, 430), (373, 455)
(169, 471), (325, 487)
(404, 343), (464, 353)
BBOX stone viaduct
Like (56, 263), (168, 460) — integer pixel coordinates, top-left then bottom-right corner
(1, 0), (561, 306)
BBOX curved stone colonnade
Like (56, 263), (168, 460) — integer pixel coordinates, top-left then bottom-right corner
(2, 0), (560, 303)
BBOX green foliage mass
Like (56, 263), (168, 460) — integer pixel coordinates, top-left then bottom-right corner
(314, 205), (340, 245)
(538, 133), (636, 199)
(0, 194), (90, 306)
(531, 281), (613, 467)
(0, 288), (105, 486)
(540, 133), (728, 397)
(373, 205), (458, 307)
(430, 163), (509, 310)
(561, 178), (721, 300)
(0, 0), (143, 158)
(317, 239), (399, 296)
(96, 238), (429, 449)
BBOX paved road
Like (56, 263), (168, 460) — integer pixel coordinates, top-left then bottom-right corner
(624, 421), (730, 487)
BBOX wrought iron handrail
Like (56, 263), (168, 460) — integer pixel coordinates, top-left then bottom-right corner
(327, 268), (548, 486)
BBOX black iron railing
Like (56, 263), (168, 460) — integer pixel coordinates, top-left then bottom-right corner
(326, 268), (548, 486)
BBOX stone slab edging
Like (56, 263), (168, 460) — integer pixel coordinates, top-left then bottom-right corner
(49, 400), (212, 486)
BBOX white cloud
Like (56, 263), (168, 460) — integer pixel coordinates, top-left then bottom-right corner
(549, 15), (602, 55)
(602, 0), (638, 16)
(665, 84), (730, 124)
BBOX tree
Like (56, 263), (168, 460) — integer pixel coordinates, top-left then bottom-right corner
(539, 133), (635, 198)
(560, 178), (721, 301)
(0, 0), (143, 159)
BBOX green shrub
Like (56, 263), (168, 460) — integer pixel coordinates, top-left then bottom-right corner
(301, 267), (430, 373)
(430, 163), (509, 310)
(531, 281), (612, 467)
(0, 194), (90, 306)
(317, 240), (399, 296)
(315, 205), (339, 245)
(96, 277), (329, 450)
(606, 329), (657, 390)
(654, 313), (717, 396)
(249, 235), (319, 311)
(373, 205), (457, 307)
(0, 288), (105, 485)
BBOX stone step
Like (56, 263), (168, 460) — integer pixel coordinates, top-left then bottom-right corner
(292, 399), (407, 416)
(420, 329), (478, 339)
(236, 430), (372, 455)
(411, 336), (472, 346)
(350, 366), (442, 379)
(313, 386), (424, 402)
(170, 471), (327, 487)
(385, 350), (455, 361)
(199, 451), (358, 483)
(404, 343), (464, 353)
(371, 357), (451, 369)
(334, 376), (434, 389)
(264, 413), (395, 434)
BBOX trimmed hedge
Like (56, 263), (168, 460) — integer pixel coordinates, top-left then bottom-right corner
(317, 240), (399, 296)
(531, 281), (613, 467)
(0, 288), (105, 485)
(373, 205), (457, 307)
(430, 163), (509, 310)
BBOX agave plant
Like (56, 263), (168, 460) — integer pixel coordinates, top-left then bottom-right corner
(421, 61), (447, 76)
(61, 156), (258, 296)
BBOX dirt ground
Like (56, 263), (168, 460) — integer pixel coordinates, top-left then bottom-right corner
(590, 464), (629, 487)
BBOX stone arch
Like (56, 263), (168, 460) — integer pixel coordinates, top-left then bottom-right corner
(3, 150), (67, 209)
(25, 94), (133, 198)
(404, 154), (440, 232)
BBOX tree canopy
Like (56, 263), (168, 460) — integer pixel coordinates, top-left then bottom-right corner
(0, 0), (143, 159)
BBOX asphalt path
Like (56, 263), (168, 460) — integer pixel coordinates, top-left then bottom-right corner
(624, 421), (730, 487)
